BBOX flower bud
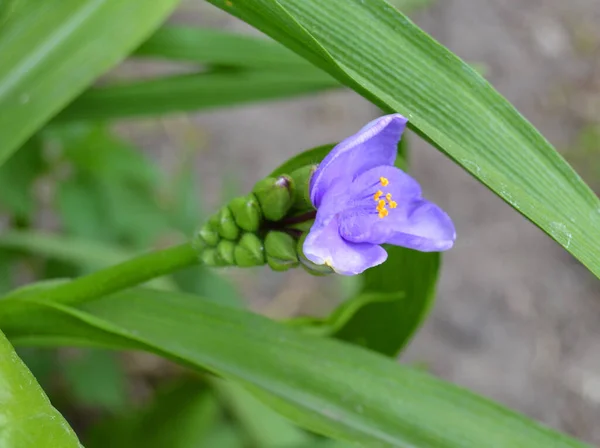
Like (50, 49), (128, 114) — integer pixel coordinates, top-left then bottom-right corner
(216, 240), (236, 265)
(200, 247), (219, 266)
(297, 233), (333, 276)
(289, 165), (316, 212)
(234, 233), (265, 267)
(265, 231), (299, 271)
(229, 195), (262, 232)
(253, 176), (294, 221)
(196, 223), (220, 247)
(217, 206), (240, 241)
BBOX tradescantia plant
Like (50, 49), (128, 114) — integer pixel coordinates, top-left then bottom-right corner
(196, 114), (455, 276)
(0, 1), (599, 447)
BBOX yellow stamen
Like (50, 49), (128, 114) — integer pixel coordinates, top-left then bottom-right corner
(373, 190), (383, 201)
(389, 200), (398, 209)
(385, 193), (392, 201)
(380, 176), (389, 187)
(378, 208), (389, 218)
(376, 199), (386, 212)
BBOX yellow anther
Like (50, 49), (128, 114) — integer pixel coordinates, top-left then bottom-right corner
(373, 190), (383, 201)
(389, 200), (398, 209)
(385, 193), (392, 201)
(376, 199), (386, 212)
(380, 176), (389, 187)
(378, 208), (389, 218)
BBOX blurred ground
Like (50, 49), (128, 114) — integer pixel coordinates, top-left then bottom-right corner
(118, 0), (600, 444)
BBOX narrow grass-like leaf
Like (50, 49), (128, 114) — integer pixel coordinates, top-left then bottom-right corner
(0, 230), (130, 267)
(0, 0), (179, 165)
(214, 379), (311, 447)
(206, 0), (600, 278)
(53, 70), (339, 122)
(135, 26), (321, 71)
(270, 144), (335, 176)
(343, 247), (439, 355)
(87, 378), (222, 448)
(1, 289), (589, 448)
(0, 329), (82, 448)
(0, 230), (175, 290)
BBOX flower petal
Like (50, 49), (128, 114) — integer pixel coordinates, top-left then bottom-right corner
(309, 114), (408, 208)
(339, 166), (456, 251)
(303, 214), (388, 276)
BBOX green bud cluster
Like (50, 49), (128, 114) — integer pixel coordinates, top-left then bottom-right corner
(191, 166), (333, 275)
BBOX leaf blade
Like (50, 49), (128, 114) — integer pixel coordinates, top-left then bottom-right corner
(335, 247), (439, 355)
(0, 0), (179, 165)
(53, 70), (339, 122)
(0, 329), (82, 448)
(134, 26), (319, 70)
(2, 289), (589, 448)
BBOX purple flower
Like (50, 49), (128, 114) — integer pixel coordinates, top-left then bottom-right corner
(303, 114), (456, 275)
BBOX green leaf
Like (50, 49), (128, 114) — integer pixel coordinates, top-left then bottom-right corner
(214, 379), (311, 447)
(53, 70), (339, 123)
(0, 135), (45, 220)
(48, 123), (160, 187)
(389, 0), (434, 12)
(2, 289), (589, 448)
(0, 0), (180, 166)
(0, 230), (176, 290)
(206, 0), (600, 278)
(62, 348), (127, 412)
(0, 230), (131, 268)
(270, 144), (335, 176)
(0, 329), (82, 448)
(335, 248), (439, 356)
(135, 26), (322, 71)
(87, 377), (223, 448)
(0, 249), (15, 295)
(46, 124), (168, 248)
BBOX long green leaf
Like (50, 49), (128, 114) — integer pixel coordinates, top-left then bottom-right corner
(206, 0), (600, 278)
(87, 378), (223, 448)
(0, 230), (131, 267)
(0, 329), (82, 448)
(135, 26), (319, 70)
(0, 0), (179, 165)
(334, 247), (439, 356)
(0, 230), (175, 290)
(1, 289), (588, 448)
(53, 70), (339, 122)
(214, 379), (311, 447)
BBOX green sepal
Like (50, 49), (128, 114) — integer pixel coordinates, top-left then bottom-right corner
(196, 223), (220, 247)
(234, 233), (265, 267)
(217, 206), (240, 241)
(229, 194), (262, 232)
(297, 233), (333, 276)
(265, 231), (299, 271)
(289, 164), (316, 212)
(216, 240), (236, 265)
(253, 176), (294, 222)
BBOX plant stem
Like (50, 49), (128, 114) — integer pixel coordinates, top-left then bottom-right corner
(6, 243), (199, 307)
